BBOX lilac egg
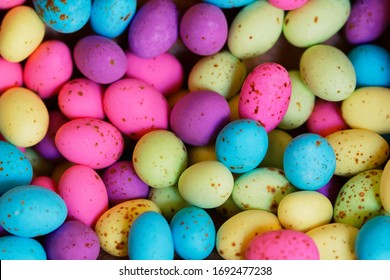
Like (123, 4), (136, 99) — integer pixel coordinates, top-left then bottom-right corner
(316, 175), (347, 205)
(180, 3), (228, 56)
(169, 90), (231, 146)
(128, 0), (179, 59)
(44, 220), (100, 260)
(74, 35), (127, 84)
(102, 160), (150, 206)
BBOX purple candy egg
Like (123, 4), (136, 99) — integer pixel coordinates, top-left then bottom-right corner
(316, 175), (347, 205)
(169, 90), (231, 146)
(180, 3), (228, 56)
(128, 0), (179, 59)
(74, 35), (127, 84)
(102, 160), (150, 206)
(43, 220), (100, 260)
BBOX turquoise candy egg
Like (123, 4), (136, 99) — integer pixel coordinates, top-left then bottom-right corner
(90, 0), (137, 38)
(355, 215), (390, 260)
(283, 133), (336, 191)
(0, 235), (46, 260)
(215, 119), (268, 173)
(128, 211), (174, 260)
(170, 206), (215, 260)
(204, 0), (256, 8)
(348, 44), (390, 87)
(0, 141), (33, 195)
(33, 0), (91, 33)
(0, 185), (67, 237)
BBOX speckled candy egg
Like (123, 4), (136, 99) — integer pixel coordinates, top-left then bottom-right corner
(333, 169), (384, 229)
(204, 0), (256, 8)
(95, 199), (160, 257)
(215, 119), (268, 173)
(132, 130), (188, 188)
(23, 40), (73, 99)
(102, 160), (150, 206)
(32, 0), (91, 33)
(58, 165), (109, 228)
(55, 118), (124, 169)
(178, 161), (234, 209)
(381, 160), (390, 213)
(355, 215), (390, 260)
(283, 133), (336, 191)
(128, 0), (179, 59)
(0, 0), (25, 9)
(268, 0), (308, 10)
(169, 90), (230, 146)
(232, 167), (296, 213)
(170, 206), (215, 260)
(0, 236), (46, 260)
(180, 3), (228, 56)
(245, 229), (319, 260)
(344, 0), (390, 44)
(238, 62), (291, 132)
(44, 220), (100, 260)
(0, 58), (23, 92)
(259, 129), (292, 169)
(216, 209), (282, 260)
(187, 144), (217, 166)
(74, 35), (127, 84)
(0, 185), (67, 237)
(129, 211), (174, 260)
(325, 129), (389, 177)
(90, 0), (136, 38)
(0, 141), (33, 195)
(103, 78), (169, 140)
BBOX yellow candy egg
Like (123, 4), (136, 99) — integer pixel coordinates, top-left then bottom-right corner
(187, 144), (216, 166)
(260, 129), (292, 169)
(380, 160), (390, 214)
(0, 87), (49, 147)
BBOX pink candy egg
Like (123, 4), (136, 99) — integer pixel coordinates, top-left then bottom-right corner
(73, 35), (127, 84)
(0, 0), (25, 9)
(55, 118), (124, 169)
(125, 51), (183, 96)
(268, 0), (308, 10)
(31, 176), (57, 193)
(23, 40), (73, 99)
(238, 62), (291, 132)
(103, 78), (169, 140)
(58, 164), (109, 228)
(245, 229), (320, 260)
(306, 99), (349, 137)
(58, 78), (105, 119)
(0, 57), (23, 93)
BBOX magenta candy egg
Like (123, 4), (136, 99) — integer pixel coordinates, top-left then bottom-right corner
(169, 90), (231, 146)
(306, 99), (349, 137)
(73, 35), (127, 84)
(238, 62), (291, 132)
(58, 78), (105, 119)
(31, 176), (57, 193)
(44, 220), (100, 260)
(102, 160), (150, 206)
(180, 3), (228, 56)
(103, 78), (169, 140)
(55, 118), (124, 169)
(128, 0), (179, 59)
(23, 40), (73, 99)
(58, 165), (109, 227)
(245, 229), (320, 260)
(0, 0), (25, 9)
(268, 0), (308, 10)
(0, 57), (23, 92)
(344, 0), (390, 44)
(125, 52), (184, 96)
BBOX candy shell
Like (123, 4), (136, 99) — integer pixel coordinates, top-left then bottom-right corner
(0, 57), (23, 92)
(0, 236), (46, 260)
(380, 160), (390, 213)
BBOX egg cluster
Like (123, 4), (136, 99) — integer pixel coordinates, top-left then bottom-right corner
(0, 0), (390, 260)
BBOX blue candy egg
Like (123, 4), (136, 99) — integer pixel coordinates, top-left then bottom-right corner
(0, 235), (47, 260)
(0, 141), (33, 195)
(355, 215), (390, 260)
(204, 0), (256, 8)
(215, 119), (268, 173)
(33, 0), (91, 33)
(0, 185), (67, 237)
(283, 133), (336, 191)
(348, 44), (390, 87)
(90, 0), (137, 38)
(128, 211), (174, 260)
(170, 206), (215, 260)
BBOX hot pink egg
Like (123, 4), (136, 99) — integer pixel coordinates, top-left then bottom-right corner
(58, 164), (109, 228)
(239, 62), (291, 132)
(0, 0), (25, 9)
(103, 78), (169, 140)
(55, 118), (124, 169)
(31, 176), (58, 193)
(245, 229), (320, 260)
(268, 0), (308, 10)
(23, 40), (73, 99)
(0, 57), (23, 93)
